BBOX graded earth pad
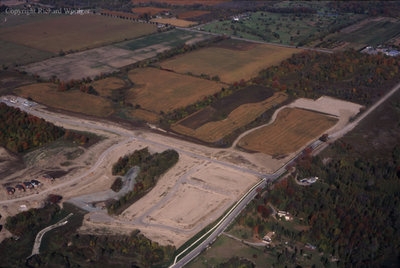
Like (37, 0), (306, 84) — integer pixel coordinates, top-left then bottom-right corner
(117, 157), (259, 247)
(160, 39), (300, 83)
(237, 108), (338, 156)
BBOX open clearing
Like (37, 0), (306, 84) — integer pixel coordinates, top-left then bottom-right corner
(15, 83), (114, 117)
(21, 29), (210, 81)
(0, 14), (157, 53)
(126, 67), (223, 113)
(160, 39), (300, 83)
(173, 92), (288, 143)
(151, 18), (196, 27)
(237, 108), (338, 156)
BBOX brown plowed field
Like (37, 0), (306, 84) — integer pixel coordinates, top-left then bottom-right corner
(177, 10), (211, 19)
(237, 108), (338, 156)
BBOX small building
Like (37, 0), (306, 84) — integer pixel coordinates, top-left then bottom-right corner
(262, 231), (275, 244)
(6, 187), (15, 195)
(15, 184), (26, 192)
(277, 211), (293, 221)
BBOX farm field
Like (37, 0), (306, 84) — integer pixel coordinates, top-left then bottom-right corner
(160, 39), (299, 83)
(317, 17), (400, 50)
(14, 83), (114, 117)
(116, 29), (210, 51)
(90, 77), (126, 98)
(131, 6), (169, 16)
(203, 11), (364, 46)
(126, 67), (223, 113)
(21, 29), (210, 82)
(151, 17), (196, 27)
(0, 40), (54, 67)
(177, 10), (211, 19)
(237, 108), (338, 156)
(0, 14), (157, 54)
(173, 92), (288, 143)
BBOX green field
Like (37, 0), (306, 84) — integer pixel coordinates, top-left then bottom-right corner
(0, 40), (54, 67)
(203, 11), (364, 46)
(336, 19), (400, 47)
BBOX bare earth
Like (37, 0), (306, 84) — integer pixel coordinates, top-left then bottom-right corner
(0, 95), (361, 247)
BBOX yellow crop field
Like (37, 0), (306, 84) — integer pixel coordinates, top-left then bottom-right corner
(15, 83), (114, 117)
(159, 40), (300, 83)
(172, 92), (288, 143)
(127, 68), (223, 113)
(151, 18), (196, 27)
(237, 108), (338, 156)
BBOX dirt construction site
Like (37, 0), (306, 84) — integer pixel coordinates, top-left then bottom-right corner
(0, 95), (362, 248)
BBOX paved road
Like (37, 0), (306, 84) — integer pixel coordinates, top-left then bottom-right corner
(29, 213), (73, 258)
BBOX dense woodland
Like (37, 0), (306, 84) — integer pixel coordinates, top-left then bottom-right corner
(255, 50), (400, 105)
(0, 103), (92, 153)
(263, 92), (400, 266)
(108, 148), (179, 214)
(0, 103), (65, 152)
(0, 203), (174, 267)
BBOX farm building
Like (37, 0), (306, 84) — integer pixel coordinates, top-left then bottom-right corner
(277, 211), (293, 221)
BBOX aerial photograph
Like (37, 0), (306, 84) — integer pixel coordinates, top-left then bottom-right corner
(0, 0), (400, 267)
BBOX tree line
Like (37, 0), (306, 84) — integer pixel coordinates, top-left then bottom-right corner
(0, 103), (92, 153)
(254, 49), (400, 105)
